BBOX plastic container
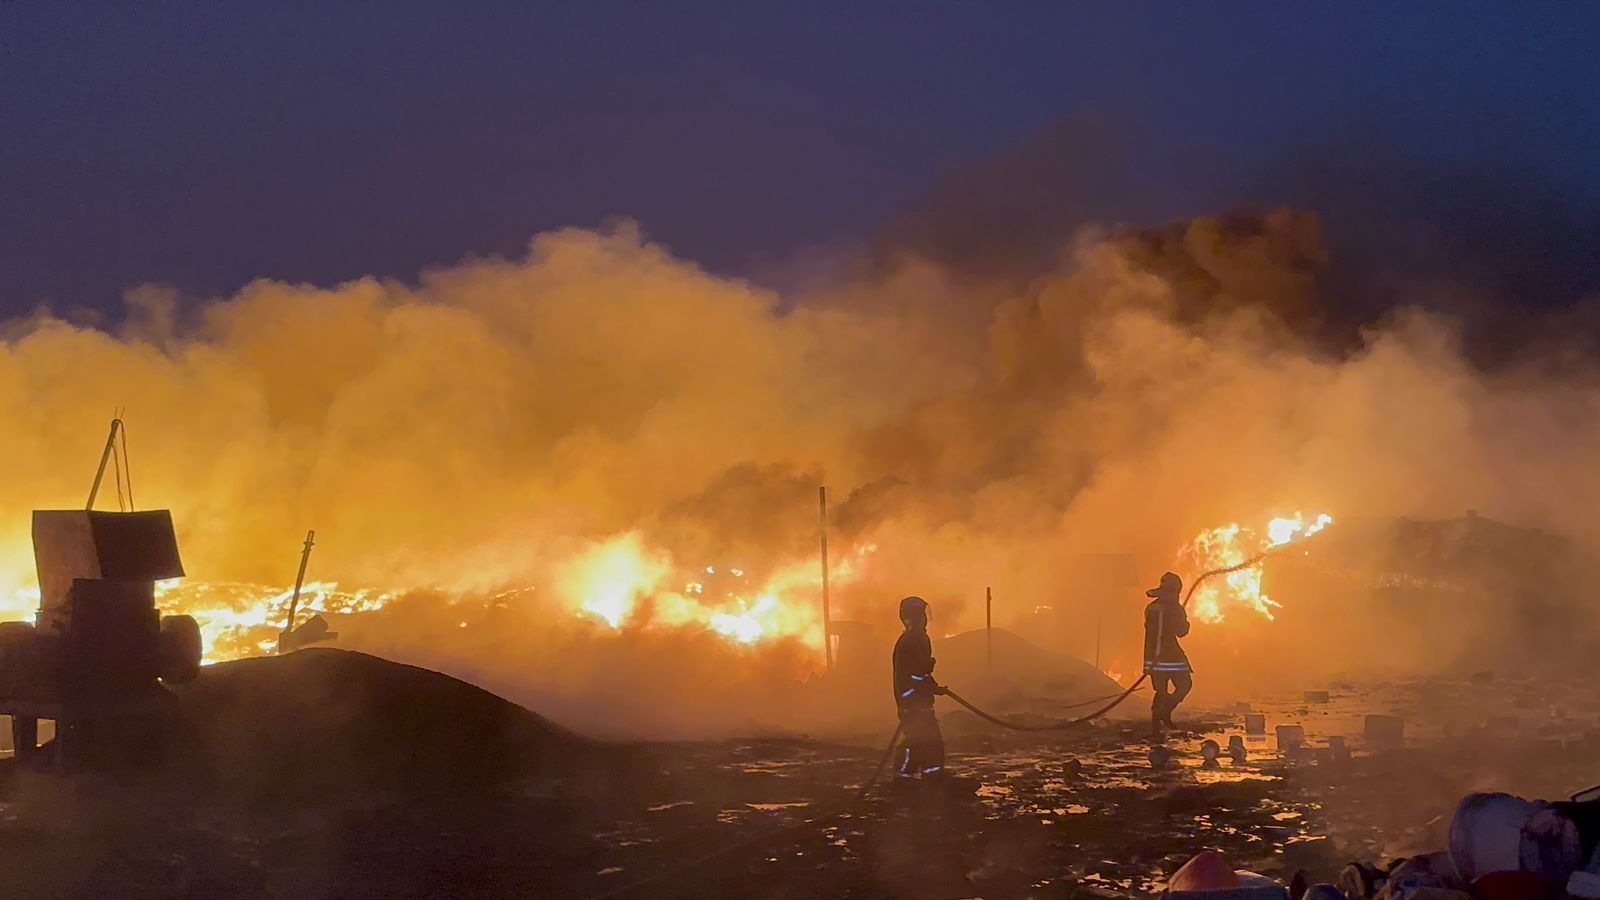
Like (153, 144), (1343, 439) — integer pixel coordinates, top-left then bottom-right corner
(1448, 792), (1584, 883)
(1276, 725), (1306, 753)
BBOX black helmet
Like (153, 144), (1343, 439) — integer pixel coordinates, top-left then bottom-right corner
(1146, 572), (1182, 600)
(899, 595), (930, 622)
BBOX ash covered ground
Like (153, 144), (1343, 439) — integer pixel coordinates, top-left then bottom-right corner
(0, 650), (1595, 899)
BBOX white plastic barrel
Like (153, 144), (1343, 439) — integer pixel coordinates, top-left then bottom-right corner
(1448, 792), (1584, 882)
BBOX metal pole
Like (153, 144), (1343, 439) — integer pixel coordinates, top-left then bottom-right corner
(279, 530), (316, 654)
(986, 586), (993, 673)
(819, 486), (833, 672)
(85, 418), (123, 510)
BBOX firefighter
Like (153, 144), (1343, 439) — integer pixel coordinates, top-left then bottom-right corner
(892, 595), (946, 779)
(1143, 571), (1193, 733)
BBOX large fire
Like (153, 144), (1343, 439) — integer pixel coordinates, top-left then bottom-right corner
(0, 531), (878, 667)
(154, 579), (395, 662)
(560, 532), (874, 649)
(2, 504), (1324, 665)
(1181, 512), (1332, 623)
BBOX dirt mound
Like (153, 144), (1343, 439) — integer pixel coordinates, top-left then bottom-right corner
(933, 627), (1132, 718)
(171, 648), (594, 797)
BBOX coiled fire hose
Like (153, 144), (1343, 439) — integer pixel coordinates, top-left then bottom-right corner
(591, 553), (1288, 898)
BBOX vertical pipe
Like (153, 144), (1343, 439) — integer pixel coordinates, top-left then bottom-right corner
(85, 418), (123, 510)
(818, 486), (833, 672)
(985, 586), (993, 673)
(279, 530), (317, 654)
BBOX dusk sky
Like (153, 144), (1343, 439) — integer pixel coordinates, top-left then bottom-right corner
(3, 3), (1597, 315)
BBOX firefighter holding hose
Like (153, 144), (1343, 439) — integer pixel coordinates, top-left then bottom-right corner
(892, 595), (947, 780)
(1144, 572), (1193, 734)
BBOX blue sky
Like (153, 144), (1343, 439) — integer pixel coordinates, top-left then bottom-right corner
(2, 2), (1596, 312)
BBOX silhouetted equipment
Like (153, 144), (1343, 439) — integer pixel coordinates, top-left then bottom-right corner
(85, 415), (133, 512)
(0, 416), (202, 769)
(277, 530), (336, 654)
(280, 613), (338, 654)
(1, 508), (202, 768)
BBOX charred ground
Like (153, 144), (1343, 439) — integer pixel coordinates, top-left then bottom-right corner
(1, 649), (1596, 899)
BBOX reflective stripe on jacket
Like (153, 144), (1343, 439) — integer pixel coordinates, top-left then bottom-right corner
(893, 629), (936, 707)
(1143, 600), (1193, 674)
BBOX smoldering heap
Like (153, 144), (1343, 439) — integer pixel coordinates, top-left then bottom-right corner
(2, 205), (1599, 738)
(169, 648), (590, 798)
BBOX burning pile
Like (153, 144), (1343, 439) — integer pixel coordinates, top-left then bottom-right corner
(156, 579), (393, 662)
(1181, 512), (1333, 623)
(559, 532), (874, 649)
(118, 531), (879, 668)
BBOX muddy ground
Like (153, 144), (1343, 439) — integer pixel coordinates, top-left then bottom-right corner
(1, 673), (1596, 899)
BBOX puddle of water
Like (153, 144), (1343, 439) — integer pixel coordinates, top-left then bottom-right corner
(736, 760), (801, 775)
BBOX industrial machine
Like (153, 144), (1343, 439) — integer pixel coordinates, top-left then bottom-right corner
(0, 418), (203, 768)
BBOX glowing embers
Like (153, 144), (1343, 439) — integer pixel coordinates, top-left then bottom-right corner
(1181, 512), (1333, 624)
(153, 578), (394, 662)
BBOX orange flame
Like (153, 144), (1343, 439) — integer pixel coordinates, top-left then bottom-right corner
(559, 532), (874, 651)
(0, 529), (875, 665)
(1181, 512), (1332, 624)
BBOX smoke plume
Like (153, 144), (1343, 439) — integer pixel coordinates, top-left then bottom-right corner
(3, 199), (1598, 737)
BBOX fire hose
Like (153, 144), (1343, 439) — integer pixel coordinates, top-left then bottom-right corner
(940, 679), (1149, 731)
(590, 554), (1287, 898)
(931, 550), (1278, 732)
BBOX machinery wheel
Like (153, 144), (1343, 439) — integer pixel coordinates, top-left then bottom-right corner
(158, 614), (202, 684)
